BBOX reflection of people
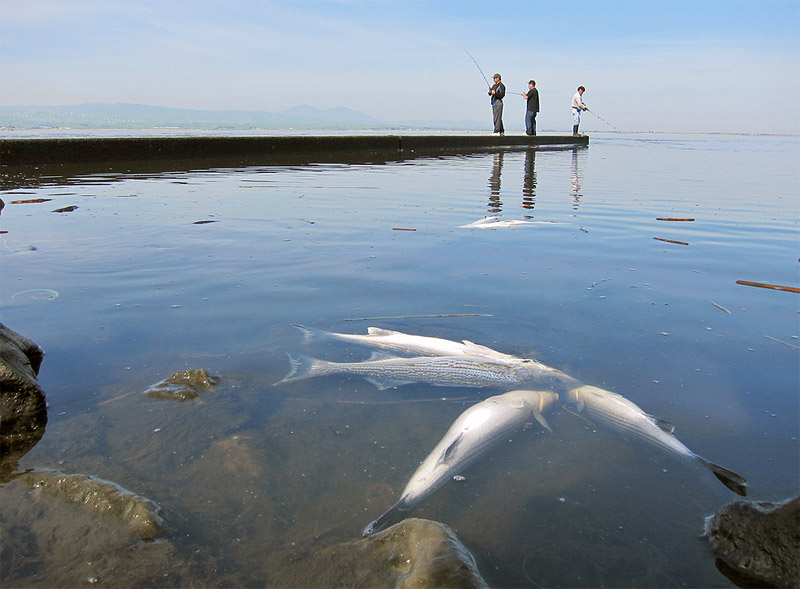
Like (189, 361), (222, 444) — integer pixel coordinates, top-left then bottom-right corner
(569, 147), (583, 209)
(488, 74), (506, 135)
(571, 86), (588, 136)
(488, 152), (504, 212)
(522, 80), (540, 136)
(522, 149), (536, 212)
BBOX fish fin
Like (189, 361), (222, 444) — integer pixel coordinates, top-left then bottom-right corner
(439, 433), (464, 465)
(653, 417), (676, 434)
(362, 500), (411, 536)
(291, 324), (320, 345)
(274, 353), (318, 386)
(533, 411), (553, 433)
(366, 351), (398, 361)
(366, 327), (399, 336)
(363, 376), (401, 391)
(696, 457), (748, 496)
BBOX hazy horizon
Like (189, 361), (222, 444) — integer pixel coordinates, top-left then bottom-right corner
(2, 1), (798, 134)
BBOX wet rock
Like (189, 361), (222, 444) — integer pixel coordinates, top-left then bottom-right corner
(0, 322), (47, 481)
(143, 368), (220, 401)
(267, 518), (488, 588)
(19, 468), (165, 540)
(705, 496), (800, 588)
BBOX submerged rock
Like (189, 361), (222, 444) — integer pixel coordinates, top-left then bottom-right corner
(267, 518), (488, 588)
(705, 496), (800, 588)
(0, 322), (47, 481)
(143, 368), (219, 401)
(19, 468), (165, 540)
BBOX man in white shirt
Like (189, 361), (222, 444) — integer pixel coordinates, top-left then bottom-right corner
(571, 86), (588, 135)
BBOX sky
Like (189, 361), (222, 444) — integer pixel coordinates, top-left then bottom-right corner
(1, 0), (798, 134)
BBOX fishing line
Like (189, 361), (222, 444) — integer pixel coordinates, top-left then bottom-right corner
(587, 109), (618, 131)
(464, 49), (491, 88)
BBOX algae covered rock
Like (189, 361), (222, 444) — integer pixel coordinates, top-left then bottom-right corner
(20, 468), (165, 539)
(144, 368), (220, 401)
(705, 496), (800, 588)
(267, 518), (488, 588)
(0, 322), (47, 480)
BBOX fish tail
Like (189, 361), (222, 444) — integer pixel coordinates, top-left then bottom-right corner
(362, 500), (410, 537)
(291, 324), (322, 345)
(273, 353), (322, 386)
(696, 456), (748, 496)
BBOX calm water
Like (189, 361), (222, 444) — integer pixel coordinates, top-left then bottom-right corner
(1, 133), (798, 587)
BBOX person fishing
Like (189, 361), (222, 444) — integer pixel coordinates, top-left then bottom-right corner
(571, 85), (588, 136)
(488, 73), (506, 135)
(522, 80), (540, 136)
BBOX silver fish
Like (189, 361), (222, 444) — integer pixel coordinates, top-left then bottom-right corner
(292, 324), (519, 361)
(459, 216), (561, 229)
(362, 389), (558, 536)
(275, 352), (580, 391)
(565, 385), (747, 496)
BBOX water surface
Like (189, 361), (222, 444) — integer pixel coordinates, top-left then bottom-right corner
(1, 133), (798, 587)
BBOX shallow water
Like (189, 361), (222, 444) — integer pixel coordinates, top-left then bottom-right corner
(1, 133), (798, 587)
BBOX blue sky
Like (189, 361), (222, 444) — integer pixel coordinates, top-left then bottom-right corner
(1, 0), (798, 133)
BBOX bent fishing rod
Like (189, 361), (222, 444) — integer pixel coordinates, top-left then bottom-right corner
(464, 49), (491, 88)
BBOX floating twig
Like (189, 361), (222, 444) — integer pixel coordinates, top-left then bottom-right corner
(654, 237), (689, 245)
(764, 335), (800, 351)
(97, 391), (137, 406)
(392, 227), (416, 231)
(711, 301), (732, 314)
(343, 313), (493, 321)
(736, 280), (800, 294)
(657, 217), (695, 222)
(11, 198), (52, 204)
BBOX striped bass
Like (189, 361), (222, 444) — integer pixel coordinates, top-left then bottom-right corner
(565, 385), (747, 496)
(275, 352), (580, 391)
(363, 389), (558, 536)
(292, 324), (519, 361)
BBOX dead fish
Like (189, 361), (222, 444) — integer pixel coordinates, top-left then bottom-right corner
(292, 324), (519, 361)
(362, 389), (558, 535)
(275, 352), (579, 391)
(459, 216), (561, 229)
(565, 385), (747, 496)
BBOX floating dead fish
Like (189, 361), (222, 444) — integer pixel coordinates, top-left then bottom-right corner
(363, 389), (558, 535)
(275, 352), (579, 392)
(565, 385), (747, 496)
(292, 324), (520, 361)
(459, 216), (561, 229)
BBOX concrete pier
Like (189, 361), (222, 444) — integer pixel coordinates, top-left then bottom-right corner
(0, 134), (587, 166)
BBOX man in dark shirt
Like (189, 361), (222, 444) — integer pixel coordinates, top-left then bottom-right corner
(488, 73), (506, 135)
(523, 80), (540, 136)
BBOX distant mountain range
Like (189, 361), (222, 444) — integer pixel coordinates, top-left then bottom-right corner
(0, 103), (483, 131)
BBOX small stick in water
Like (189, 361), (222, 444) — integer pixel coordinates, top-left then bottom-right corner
(736, 280), (800, 294)
(711, 301), (732, 314)
(654, 237), (689, 245)
(657, 217), (695, 222)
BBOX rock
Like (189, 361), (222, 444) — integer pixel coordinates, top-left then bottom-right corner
(19, 468), (165, 540)
(267, 518), (489, 588)
(143, 368), (220, 401)
(705, 496), (800, 588)
(0, 322), (47, 481)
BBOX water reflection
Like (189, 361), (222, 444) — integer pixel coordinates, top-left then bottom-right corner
(522, 149), (536, 213)
(487, 152), (503, 213)
(569, 147), (583, 209)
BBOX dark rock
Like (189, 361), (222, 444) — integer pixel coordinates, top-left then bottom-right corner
(0, 322), (47, 481)
(705, 496), (800, 588)
(143, 368), (219, 401)
(18, 468), (165, 540)
(267, 518), (489, 588)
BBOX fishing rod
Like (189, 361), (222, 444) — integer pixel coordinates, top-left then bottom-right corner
(464, 49), (491, 88)
(586, 108), (618, 131)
